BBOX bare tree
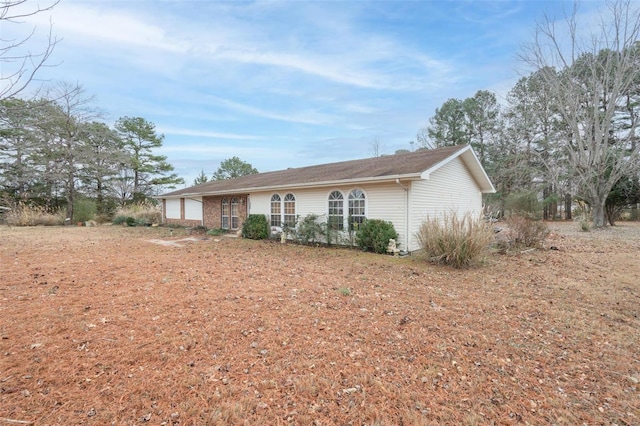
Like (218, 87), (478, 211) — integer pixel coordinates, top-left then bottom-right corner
(1, 1), (60, 100)
(369, 136), (383, 157)
(521, 1), (640, 227)
(39, 82), (99, 221)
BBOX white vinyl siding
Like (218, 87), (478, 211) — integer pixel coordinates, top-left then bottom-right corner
(165, 199), (180, 219)
(184, 198), (202, 221)
(249, 184), (408, 248)
(243, 160), (482, 253)
(408, 157), (483, 251)
(364, 183), (408, 249)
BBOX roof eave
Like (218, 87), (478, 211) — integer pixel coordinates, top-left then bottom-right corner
(160, 173), (423, 198)
(420, 145), (496, 193)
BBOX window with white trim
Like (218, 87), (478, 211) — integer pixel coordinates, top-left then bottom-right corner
(348, 189), (366, 230)
(270, 194), (282, 227)
(231, 197), (239, 229)
(283, 193), (296, 227)
(221, 198), (229, 229)
(328, 190), (344, 230)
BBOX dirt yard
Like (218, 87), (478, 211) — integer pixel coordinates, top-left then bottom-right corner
(1, 223), (638, 425)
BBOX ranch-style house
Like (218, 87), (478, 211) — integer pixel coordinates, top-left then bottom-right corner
(159, 144), (495, 252)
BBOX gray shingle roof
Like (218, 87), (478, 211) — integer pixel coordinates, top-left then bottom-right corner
(161, 145), (470, 197)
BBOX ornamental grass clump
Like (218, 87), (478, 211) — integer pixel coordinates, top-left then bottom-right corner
(416, 212), (493, 268)
(114, 201), (161, 225)
(3, 202), (65, 226)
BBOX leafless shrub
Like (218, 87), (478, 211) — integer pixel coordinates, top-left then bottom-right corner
(499, 214), (549, 251)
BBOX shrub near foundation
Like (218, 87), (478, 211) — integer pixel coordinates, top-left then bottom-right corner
(356, 219), (398, 254)
(242, 214), (270, 240)
(416, 212), (493, 268)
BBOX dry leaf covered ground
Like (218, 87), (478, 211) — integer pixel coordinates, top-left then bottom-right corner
(1, 223), (639, 425)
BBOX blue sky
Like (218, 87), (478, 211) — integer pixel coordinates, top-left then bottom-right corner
(8, 0), (602, 186)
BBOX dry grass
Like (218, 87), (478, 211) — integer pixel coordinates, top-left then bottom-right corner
(0, 223), (639, 425)
(114, 201), (161, 225)
(2, 202), (65, 226)
(416, 212), (494, 268)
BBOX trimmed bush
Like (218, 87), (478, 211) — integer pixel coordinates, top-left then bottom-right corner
(416, 212), (493, 268)
(356, 219), (398, 254)
(242, 214), (270, 240)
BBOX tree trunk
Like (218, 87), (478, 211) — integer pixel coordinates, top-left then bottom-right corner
(564, 193), (572, 220)
(65, 168), (76, 222)
(592, 199), (607, 228)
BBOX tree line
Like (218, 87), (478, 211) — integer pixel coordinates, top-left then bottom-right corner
(0, 82), (183, 221)
(415, 3), (640, 227)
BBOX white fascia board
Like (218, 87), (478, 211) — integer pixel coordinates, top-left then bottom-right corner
(419, 145), (496, 193)
(177, 174), (423, 198)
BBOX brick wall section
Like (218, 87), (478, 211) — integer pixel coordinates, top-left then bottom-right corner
(161, 194), (248, 229)
(164, 218), (202, 227)
(202, 194), (248, 230)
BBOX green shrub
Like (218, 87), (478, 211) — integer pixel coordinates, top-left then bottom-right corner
(207, 228), (227, 236)
(505, 191), (542, 217)
(356, 219), (398, 254)
(73, 197), (96, 223)
(242, 214), (270, 240)
(112, 215), (127, 225)
(501, 214), (549, 250)
(125, 216), (137, 227)
(294, 214), (324, 244)
(416, 212), (493, 268)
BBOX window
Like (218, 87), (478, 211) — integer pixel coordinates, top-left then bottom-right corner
(328, 190), (344, 230)
(221, 198), (229, 229)
(270, 194), (282, 227)
(348, 189), (366, 230)
(231, 197), (239, 229)
(283, 193), (296, 227)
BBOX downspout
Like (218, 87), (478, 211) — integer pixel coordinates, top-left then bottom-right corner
(395, 179), (410, 252)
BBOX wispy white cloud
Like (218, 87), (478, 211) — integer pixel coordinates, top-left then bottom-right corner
(20, 0), (604, 178)
(36, 2), (189, 53)
(157, 127), (262, 141)
(203, 95), (339, 126)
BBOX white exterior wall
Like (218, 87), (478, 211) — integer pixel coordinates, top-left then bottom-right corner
(408, 157), (483, 251)
(248, 193), (270, 217)
(246, 158), (483, 252)
(184, 197), (203, 221)
(249, 183), (409, 249)
(165, 199), (181, 219)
